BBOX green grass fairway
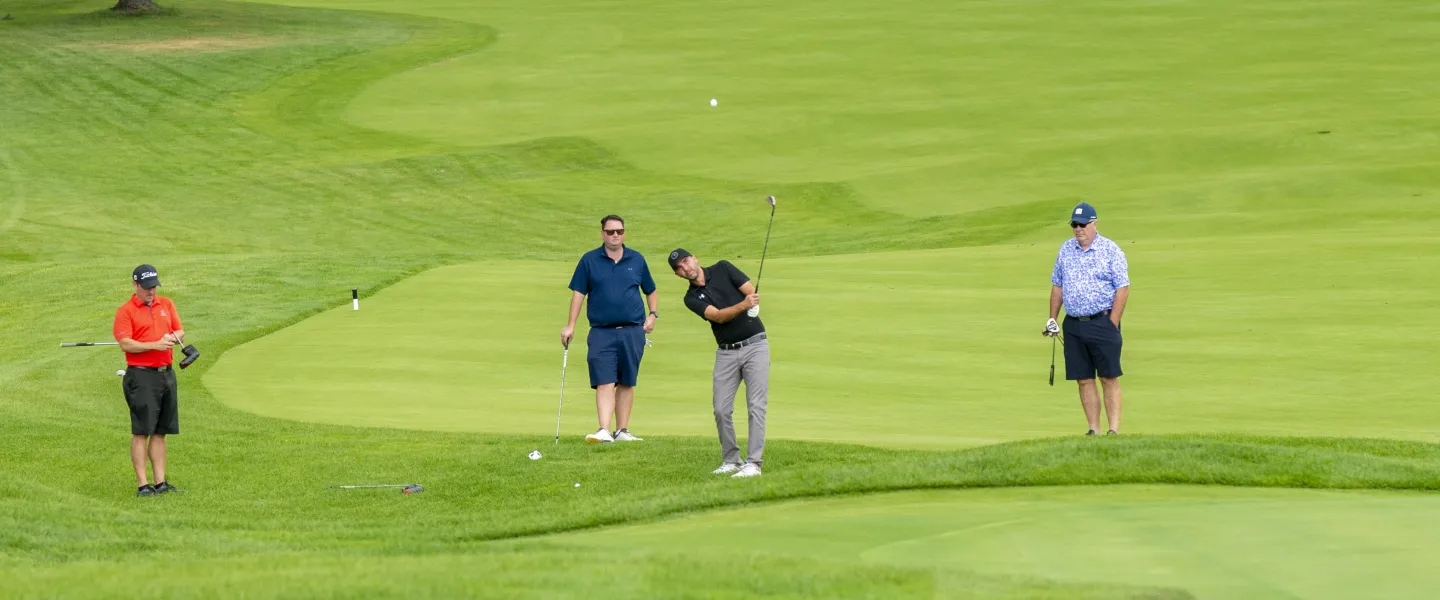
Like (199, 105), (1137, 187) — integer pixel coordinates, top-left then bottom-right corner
(2, 0), (1440, 597)
(211, 232), (1440, 446)
(548, 485), (1440, 599)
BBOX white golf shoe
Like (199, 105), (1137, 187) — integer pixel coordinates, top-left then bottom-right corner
(613, 429), (644, 442)
(585, 428), (614, 444)
(711, 463), (743, 475)
(731, 463), (762, 478)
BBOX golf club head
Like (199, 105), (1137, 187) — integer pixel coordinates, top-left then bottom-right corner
(178, 345), (200, 369)
(402, 484), (424, 494)
(766, 195), (776, 207)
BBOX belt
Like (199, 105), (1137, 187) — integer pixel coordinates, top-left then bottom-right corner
(597, 323), (641, 329)
(718, 332), (766, 351)
(128, 365), (173, 372)
(1066, 310), (1111, 322)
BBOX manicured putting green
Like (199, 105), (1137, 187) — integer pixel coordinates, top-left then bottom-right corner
(208, 222), (1440, 447)
(545, 485), (1440, 599)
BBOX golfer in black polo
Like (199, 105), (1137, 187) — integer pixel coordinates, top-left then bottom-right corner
(561, 215), (658, 444)
(669, 249), (768, 478)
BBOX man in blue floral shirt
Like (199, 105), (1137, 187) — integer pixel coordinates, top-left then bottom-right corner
(1044, 202), (1130, 436)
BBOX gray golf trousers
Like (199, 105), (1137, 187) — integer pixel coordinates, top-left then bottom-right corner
(713, 338), (769, 466)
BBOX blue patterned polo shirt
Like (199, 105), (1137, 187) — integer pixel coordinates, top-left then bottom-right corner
(1050, 234), (1130, 317)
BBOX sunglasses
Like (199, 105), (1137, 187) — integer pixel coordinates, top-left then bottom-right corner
(603, 228), (626, 236)
(1070, 221), (1092, 229)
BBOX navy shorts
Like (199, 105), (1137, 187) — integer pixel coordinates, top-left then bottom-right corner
(587, 325), (646, 388)
(1063, 313), (1123, 380)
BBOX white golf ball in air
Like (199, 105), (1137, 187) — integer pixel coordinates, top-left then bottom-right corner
(528, 450), (542, 461)
(710, 98), (718, 107)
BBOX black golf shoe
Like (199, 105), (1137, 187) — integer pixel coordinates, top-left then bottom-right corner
(1106, 430), (1118, 436)
(153, 481), (178, 494)
(1085, 430), (1097, 436)
(137, 484), (158, 497)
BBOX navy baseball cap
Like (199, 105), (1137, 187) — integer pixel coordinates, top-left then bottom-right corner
(132, 264), (161, 289)
(1070, 202), (1098, 223)
(667, 248), (693, 270)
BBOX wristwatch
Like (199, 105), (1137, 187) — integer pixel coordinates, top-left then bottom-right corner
(649, 311), (659, 318)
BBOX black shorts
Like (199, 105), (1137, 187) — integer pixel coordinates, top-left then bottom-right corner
(122, 367), (179, 435)
(1063, 313), (1123, 380)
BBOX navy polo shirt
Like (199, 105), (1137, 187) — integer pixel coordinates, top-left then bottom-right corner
(569, 246), (657, 327)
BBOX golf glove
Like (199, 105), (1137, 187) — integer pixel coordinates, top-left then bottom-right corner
(747, 306), (760, 318)
(1044, 318), (1060, 337)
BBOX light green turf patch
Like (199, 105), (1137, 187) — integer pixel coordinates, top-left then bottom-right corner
(548, 485), (1440, 599)
(256, 0), (1440, 217)
(209, 227), (1440, 446)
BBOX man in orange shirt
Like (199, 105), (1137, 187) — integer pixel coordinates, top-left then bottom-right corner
(113, 264), (186, 497)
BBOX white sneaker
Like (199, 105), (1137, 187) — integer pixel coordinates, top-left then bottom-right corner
(731, 463), (762, 478)
(585, 428), (614, 444)
(613, 429), (643, 442)
(711, 463), (743, 475)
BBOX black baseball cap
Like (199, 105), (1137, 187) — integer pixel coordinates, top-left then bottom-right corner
(132, 264), (161, 289)
(667, 248), (693, 270)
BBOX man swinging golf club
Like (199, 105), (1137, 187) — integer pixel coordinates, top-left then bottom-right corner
(561, 215), (658, 444)
(1044, 203), (1130, 435)
(113, 264), (186, 496)
(669, 249), (768, 478)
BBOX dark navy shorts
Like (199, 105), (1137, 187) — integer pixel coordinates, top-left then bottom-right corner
(587, 324), (646, 388)
(1063, 312), (1123, 380)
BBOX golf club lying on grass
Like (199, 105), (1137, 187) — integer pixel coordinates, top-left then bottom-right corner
(748, 195), (777, 318)
(329, 484), (424, 494)
(60, 342), (118, 347)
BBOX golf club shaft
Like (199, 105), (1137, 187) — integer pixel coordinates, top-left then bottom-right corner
(554, 347), (568, 446)
(328, 484), (414, 489)
(1049, 335), (1057, 386)
(61, 342), (119, 347)
(754, 204), (776, 291)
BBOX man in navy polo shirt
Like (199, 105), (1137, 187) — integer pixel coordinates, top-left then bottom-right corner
(1044, 202), (1131, 436)
(561, 215), (659, 444)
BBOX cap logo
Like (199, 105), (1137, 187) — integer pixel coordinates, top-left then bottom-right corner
(670, 251), (678, 259)
(1075, 209), (1083, 214)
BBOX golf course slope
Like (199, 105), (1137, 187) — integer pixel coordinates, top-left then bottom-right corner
(1, 0), (1438, 598)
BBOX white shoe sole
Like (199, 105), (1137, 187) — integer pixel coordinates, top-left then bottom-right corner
(585, 436), (611, 445)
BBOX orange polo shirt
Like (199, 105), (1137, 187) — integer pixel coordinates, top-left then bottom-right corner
(113, 295), (183, 368)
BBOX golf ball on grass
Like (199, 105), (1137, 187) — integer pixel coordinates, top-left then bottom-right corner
(528, 450), (542, 460)
(574, 482), (581, 488)
(710, 98), (717, 107)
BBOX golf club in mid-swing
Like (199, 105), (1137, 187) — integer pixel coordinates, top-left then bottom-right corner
(554, 344), (569, 446)
(747, 195), (777, 318)
(60, 342), (119, 347)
